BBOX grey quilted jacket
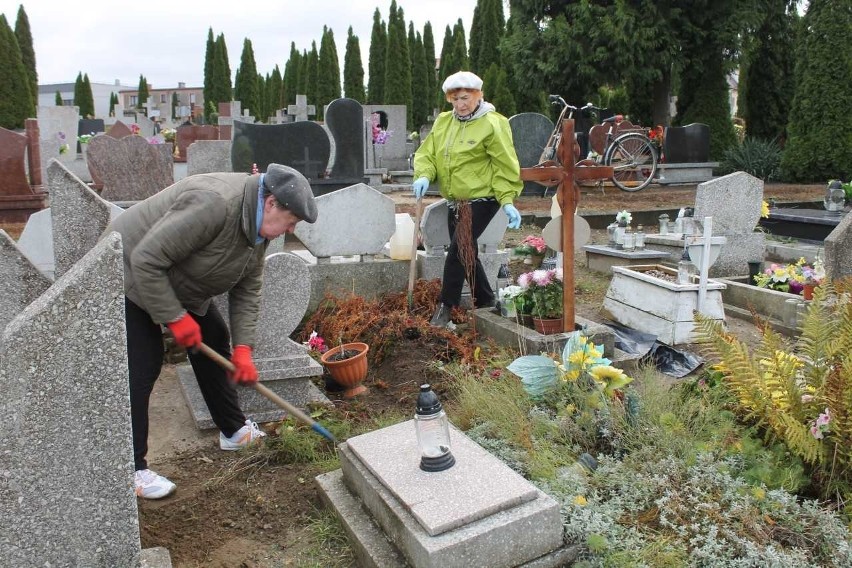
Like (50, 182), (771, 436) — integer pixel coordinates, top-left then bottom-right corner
(105, 173), (268, 347)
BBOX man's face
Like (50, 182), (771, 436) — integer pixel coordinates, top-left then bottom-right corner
(259, 195), (300, 239)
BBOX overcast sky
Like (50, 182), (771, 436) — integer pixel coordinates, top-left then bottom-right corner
(0, 0), (479, 89)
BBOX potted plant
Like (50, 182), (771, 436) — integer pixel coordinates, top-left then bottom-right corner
(518, 268), (564, 334)
(320, 337), (369, 398)
(514, 235), (547, 268)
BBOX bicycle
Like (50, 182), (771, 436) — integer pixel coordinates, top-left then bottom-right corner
(540, 95), (658, 192)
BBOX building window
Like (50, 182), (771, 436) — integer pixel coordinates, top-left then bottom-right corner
(160, 94), (167, 103)
(130, 95), (138, 106)
(189, 93), (196, 104)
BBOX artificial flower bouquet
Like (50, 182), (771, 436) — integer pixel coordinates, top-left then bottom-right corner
(615, 210), (632, 225)
(514, 235), (547, 257)
(754, 257), (824, 294)
(498, 285), (523, 317)
(517, 268), (564, 319)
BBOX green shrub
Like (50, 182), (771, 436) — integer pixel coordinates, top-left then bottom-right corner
(719, 137), (782, 180)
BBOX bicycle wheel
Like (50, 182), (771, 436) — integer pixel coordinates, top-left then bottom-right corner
(603, 133), (658, 192)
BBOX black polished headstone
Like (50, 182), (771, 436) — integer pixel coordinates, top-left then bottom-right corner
(663, 123), (710, 163)
(509, 112), (554, 196)
(325, 98), (365, 180)
(77, 118), (105, 153)
(231, 121), (330, 180)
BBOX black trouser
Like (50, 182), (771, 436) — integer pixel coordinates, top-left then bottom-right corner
(441, 199), (501, 308)
(125, 298), (246, 471)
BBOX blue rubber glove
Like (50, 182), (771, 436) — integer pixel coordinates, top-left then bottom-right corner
(412, 177), (430, 199)
(503, 204), (521, 229)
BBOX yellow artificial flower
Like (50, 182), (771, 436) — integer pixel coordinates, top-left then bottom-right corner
(574, 495), (588, 506)
(761, 200), (770, 219)
(589, 365), (633, 396)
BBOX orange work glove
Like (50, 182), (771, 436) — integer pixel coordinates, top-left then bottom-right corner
(166, 313), (201, 349)
(230, 345), (258, 385)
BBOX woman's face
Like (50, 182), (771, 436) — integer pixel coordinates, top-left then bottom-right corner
(449, 89), (481, 116)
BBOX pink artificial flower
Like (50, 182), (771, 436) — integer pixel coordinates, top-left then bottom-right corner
(816, 408), (831, 428)
(811, 424), (824, 440)
(517, 272), (532, 289)
(532, 269), (552, 286)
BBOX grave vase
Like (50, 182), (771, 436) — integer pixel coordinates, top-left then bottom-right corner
(533, 317), (563, 335)
(320, 342), (370, 398)
(523, 253), (545, 268)
(803, 284), (816, 301)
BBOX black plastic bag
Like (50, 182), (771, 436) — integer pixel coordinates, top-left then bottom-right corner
(602, 320), (703, 378)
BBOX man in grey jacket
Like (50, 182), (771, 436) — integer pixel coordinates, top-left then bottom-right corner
(105, 163), (317, 499)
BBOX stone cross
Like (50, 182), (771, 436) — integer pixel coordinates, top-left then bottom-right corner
(287, 94), (316, 122)
(520, 119), (612, 331)
(292, 147), (325, 180)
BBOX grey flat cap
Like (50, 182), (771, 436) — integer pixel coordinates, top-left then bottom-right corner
(442, 71), (483, 93)
(264, 164), (317, 223)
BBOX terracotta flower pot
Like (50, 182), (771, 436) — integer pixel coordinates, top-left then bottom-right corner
(803, 284), (815, 301)
(533, 317), (563, 335)
(320, 342), (369, 398)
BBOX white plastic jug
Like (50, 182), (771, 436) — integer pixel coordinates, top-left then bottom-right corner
(389, 213), (415, 260)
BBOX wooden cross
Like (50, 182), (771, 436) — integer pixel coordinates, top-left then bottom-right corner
(520, 119), (613, 332)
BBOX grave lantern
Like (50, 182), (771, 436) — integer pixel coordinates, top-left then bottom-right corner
(415, 384), (455, 472)
(658, 214), (669, 235)
(824, 180), (845, 214)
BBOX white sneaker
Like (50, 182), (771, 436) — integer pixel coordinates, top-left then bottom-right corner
(134, 469), (176, 499)
(219, 419), (266, 451)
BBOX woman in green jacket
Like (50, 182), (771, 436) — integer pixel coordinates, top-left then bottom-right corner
(412, 71), (523, 327)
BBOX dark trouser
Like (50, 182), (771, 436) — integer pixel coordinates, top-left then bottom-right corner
(441, 199), (501, 308)
(125, 298), (246, 471)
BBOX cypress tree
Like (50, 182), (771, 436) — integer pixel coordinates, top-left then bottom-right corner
(111, 92), (119, 116)
(171, 92), (178, 120)
(258, 73), (269, 121)
(136, 74), (149, 111)
(781, 0), (852, 181)
(468, 0), (483, 75)
(72, 71), (84, 111)
(213, 33), (232, 111)
(0, 14), (31, 129)
(81, 73), (95, 117)
(343, 26), (366, 102)
(485, 63), (516, 117)
(451, 19), (469, 72)
(317, 26), (341, 120)
(268, 65), (283, 114)
(55, 90), (62, 106)
(283, 43), (301, 105)
(411, 31), (429, 129)
(203, 28), (215, 122)
(14, 5), (36, 115)
(741, 3), (796, 142)
(422, 23), (437, 119)
(234, 38), (259, 116)
(437, 25), (455, 109)
(368, 9), (387, 103)
(305, 41), (319, 108)
(476, 0), (504, 75)
(384, 1), (413, 128)
(297, 49), (309, 96)
(676, 55), (737, 162)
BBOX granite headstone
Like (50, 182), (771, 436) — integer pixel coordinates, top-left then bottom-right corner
(86, 134), (174, 201)
(0, 233), (142, 567)
(77, 118), (105, 153)
(187, 140), (233, 175)
(176, 124), (219, 162)
(663, 123), (711, 163)
(509, 112), (554, 196)
(0, 230), (52, 330)
(231, 120), (330, 180)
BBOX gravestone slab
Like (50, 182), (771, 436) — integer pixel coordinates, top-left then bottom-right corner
(77, 118), (105, 153)
(37, 105), (79, 164)
(15, 209), (55, 278)
(48, 160), (125, 277)
(663, 123), (710, 163)
(325, 98), (365, 180)
(187, 140), (233, 175)
(106, 120), (134, 139)
(176, 124), (219, 161)
(421, 199), (508, 254)
(363, 105), (408, 171)
(824, 215), (852, 282)
(135, 114), (155, 138)
(694, 172), (763, 235)
(294, 184), (395, 258)
(231, 120), (330, 179)
(0, 233), (142, 567)
(86, 135), (174, 201)
(0, 127), (46, 223)
(0, 230), (52, 330)
(178, 253), (326, 429)
(509, 112), (554, 196)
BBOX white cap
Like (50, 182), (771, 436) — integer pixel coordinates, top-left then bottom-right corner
(442, 71), (483, 93)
